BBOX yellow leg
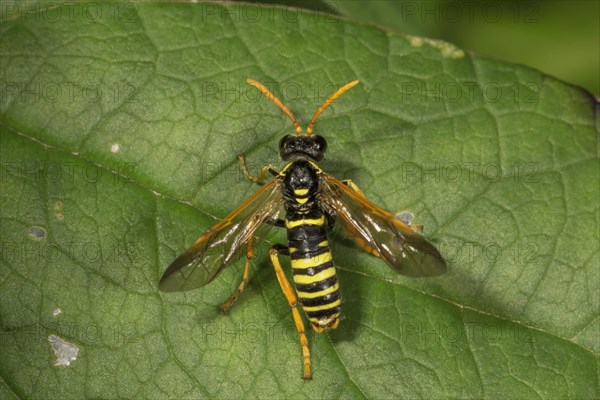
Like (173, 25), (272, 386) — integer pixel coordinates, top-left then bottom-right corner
(341, 179), (383, 257)
(411, 224), (424, 233)
(269, 245), (312, 380)
(220, 238), (254, 313)
(353, 236), (382, 259)
(343, 181), (423, 252)
(238, 154), (280, 184)
(341, 179), (364, 196)
(345, 181), (424, 235)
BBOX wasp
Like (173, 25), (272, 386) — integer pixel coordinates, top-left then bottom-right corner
(159, 79), (447, 379)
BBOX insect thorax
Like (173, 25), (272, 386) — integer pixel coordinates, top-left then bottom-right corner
(281, 160), (322, 213)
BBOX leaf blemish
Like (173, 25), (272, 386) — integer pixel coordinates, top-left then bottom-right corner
(396, 211), (415, 225)
(48, 334), (79, 367)
(53, 308), (62, 317)
(407, 35), (464, 58)
(111, 143), (120, 153)
(53, 201), (64, 221)
(28, 226), (46, 240)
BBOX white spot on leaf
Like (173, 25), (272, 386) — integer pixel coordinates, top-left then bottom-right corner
(396, 210), (415, 225)
(48, 335), (79, 366)
(53, 308), (62, 317)
(407, 35), (464, 58)
(28, 226), (46, 240)
(53, 201), (64, 221)
(111, 143), (120, 153)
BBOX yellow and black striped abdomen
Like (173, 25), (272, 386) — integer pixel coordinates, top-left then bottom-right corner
(286, 213), (341, 330)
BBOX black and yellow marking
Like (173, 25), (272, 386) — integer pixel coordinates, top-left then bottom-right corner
(282, 166), (342, 330)
(161, 78), (373, 380)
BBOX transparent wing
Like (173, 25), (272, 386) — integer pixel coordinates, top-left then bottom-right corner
(159, 178), (284, 291)
(319, 174), (446, 277)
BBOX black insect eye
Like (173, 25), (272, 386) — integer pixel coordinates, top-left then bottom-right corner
(314, 135), (327, 152)
(279, 135), (292, 150)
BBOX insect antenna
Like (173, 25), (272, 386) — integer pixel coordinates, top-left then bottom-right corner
(306, 80), (360, 137)
(246, 79), (303, 136)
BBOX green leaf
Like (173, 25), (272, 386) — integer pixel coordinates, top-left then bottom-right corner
(1, 2), (598, 398)
(326, 0), (600, 96)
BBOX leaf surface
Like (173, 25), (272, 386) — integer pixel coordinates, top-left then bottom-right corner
(0, 3), (598, 398)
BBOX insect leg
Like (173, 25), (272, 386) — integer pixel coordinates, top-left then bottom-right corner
(344, 180), (424, 234)
(340, 180), (384, 254)
(269, 244), (312, 380)
(411, 224), (424, 233)
(352, 236), (382, 258)
(341, 179), (365, 196)
(220, 237), (254, 313)
(238, 154), (280, 184)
